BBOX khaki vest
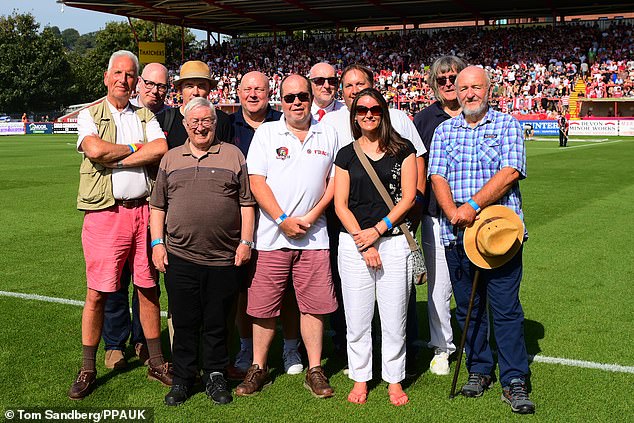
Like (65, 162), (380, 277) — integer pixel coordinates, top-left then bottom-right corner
(76, 100), (155, 211)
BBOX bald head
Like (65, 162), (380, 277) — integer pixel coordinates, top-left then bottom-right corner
(238, 71), (271, 118)
(309, 62), (338, 108)
(141, 63), (168, 81)
(456, 66), (491, 122)
(137, 62), (169, 113)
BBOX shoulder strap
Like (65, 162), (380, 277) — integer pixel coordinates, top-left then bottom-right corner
(352, 140), (418, 251)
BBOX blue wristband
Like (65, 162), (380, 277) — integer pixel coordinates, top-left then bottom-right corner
(275, 213), (288, 225)
(467, 198), (480, 212)
(382, 216), (393, 230)
(151, 238), (164, 248)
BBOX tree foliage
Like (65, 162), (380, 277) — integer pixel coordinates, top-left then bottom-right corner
(0, 13), (197, 112)
(0, 13), (71, 112)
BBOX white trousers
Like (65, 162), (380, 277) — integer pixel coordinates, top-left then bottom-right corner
(338, 232), (411, 384)
(421, 215), (456, 354)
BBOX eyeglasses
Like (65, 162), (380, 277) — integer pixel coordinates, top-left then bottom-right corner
(436, 75), (457, 86)
(140, 76), (169, 93)
(310, 77), (338, 86)
(282, 92), (311, 103)
(187, 118), (216, 129)
(355, 105), (383, 117)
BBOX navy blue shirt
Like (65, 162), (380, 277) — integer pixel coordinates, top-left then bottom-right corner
(413, 101), (452, 217)
(229, 106), (282, 157)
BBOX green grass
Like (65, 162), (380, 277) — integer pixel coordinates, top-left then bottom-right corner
(1, 134), (633, 422)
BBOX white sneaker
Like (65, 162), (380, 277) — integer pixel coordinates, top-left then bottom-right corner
(283, 349), (303, 375)
(429, 351), (450, 375)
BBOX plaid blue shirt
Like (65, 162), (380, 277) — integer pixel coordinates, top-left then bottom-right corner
(428, 108), (527, 246)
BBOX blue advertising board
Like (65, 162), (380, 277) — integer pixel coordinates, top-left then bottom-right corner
(519, 120), (559, 136)
(25, 122), (54, 134)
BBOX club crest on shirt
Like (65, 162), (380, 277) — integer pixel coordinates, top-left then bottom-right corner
(276, 146), (290, 160)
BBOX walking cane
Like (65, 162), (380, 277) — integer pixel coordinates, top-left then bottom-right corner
(449, 269), (481, 399)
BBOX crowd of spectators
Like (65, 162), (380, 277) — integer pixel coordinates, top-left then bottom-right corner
(162, 21), (634, 116)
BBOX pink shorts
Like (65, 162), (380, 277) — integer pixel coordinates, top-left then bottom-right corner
(247, 249), (337, 319)
(82, 204), (157, 292)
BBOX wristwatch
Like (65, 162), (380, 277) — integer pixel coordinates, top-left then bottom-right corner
(240, 239), (255, 248)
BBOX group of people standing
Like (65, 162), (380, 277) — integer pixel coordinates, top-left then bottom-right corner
(69, 49), (535, 415)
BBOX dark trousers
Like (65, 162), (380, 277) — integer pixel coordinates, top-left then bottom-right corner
(102, 264), (159, 350)
(559, 130), (567, 146)
(445, 244), (529, 387)
(165, 253), (239, 386)
(326, 205), (347, 354)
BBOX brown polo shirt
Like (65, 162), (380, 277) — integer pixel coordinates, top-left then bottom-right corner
(150, 140), (256, 266)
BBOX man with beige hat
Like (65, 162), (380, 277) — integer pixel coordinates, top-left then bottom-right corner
(428, 66), (534, 414)
(157, 60), (230, 149)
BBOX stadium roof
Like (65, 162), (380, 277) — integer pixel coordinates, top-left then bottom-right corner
(60, 0), (634, 36)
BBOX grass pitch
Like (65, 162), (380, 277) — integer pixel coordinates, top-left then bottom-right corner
(1, 134), (633, 422)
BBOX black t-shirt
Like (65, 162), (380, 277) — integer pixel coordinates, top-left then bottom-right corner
(334, 140), (416, 236)
(156, 107), (231, 150)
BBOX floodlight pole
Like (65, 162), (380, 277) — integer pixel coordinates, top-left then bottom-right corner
(449, 269), (481, 399)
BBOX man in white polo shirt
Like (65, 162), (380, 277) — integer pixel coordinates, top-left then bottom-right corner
(236, 74), (339, 399)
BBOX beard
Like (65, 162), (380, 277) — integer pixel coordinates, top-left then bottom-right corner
(461, 99), (489, 118)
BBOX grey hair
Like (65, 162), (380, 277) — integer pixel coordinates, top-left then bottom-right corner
(183, 97), (216, 119)
(428, 55), (468, 99)
(108, 50), (140, 76)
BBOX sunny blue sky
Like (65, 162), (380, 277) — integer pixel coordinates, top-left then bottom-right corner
(1, 0), (207, 39)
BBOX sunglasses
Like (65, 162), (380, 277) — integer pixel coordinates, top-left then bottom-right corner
(310, 77), (338, 86)
(355, 105), (383, 117)
(436, 75), (457, 86)
(282, 92), (311, 103)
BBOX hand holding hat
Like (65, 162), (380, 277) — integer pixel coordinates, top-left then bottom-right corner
(463, 205), (524, 269)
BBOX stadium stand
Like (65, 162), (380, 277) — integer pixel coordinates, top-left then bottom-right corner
(152, 22), (634, 116)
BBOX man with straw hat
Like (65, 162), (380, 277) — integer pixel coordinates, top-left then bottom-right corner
(428, 66), (535, 414)
(157, 60), (231, 149)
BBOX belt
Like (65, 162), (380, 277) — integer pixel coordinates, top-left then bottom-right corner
(115, 198), (147, 209)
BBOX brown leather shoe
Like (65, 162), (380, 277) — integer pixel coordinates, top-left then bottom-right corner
(68, 368), (96, 400)
(304, 366), (334, 398)
(135, 343), (149, 365)
(104, 349), (126, 369)
(148, 362), (173, 386)
(235, 364), (271, 396)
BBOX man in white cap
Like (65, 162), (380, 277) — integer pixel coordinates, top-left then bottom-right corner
(428, 65), (534, 414)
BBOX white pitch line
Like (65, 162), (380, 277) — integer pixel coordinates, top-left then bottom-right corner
(1, 290), (633, 374)
(0, 290), (168, 318)
(530, 354), (634, 374)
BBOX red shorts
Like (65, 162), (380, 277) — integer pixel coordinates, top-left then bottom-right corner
(81, 204), (157, 292)
(247, 249), (337, 319)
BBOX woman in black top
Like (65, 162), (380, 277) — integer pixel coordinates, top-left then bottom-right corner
(334, 88), (417, 406)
